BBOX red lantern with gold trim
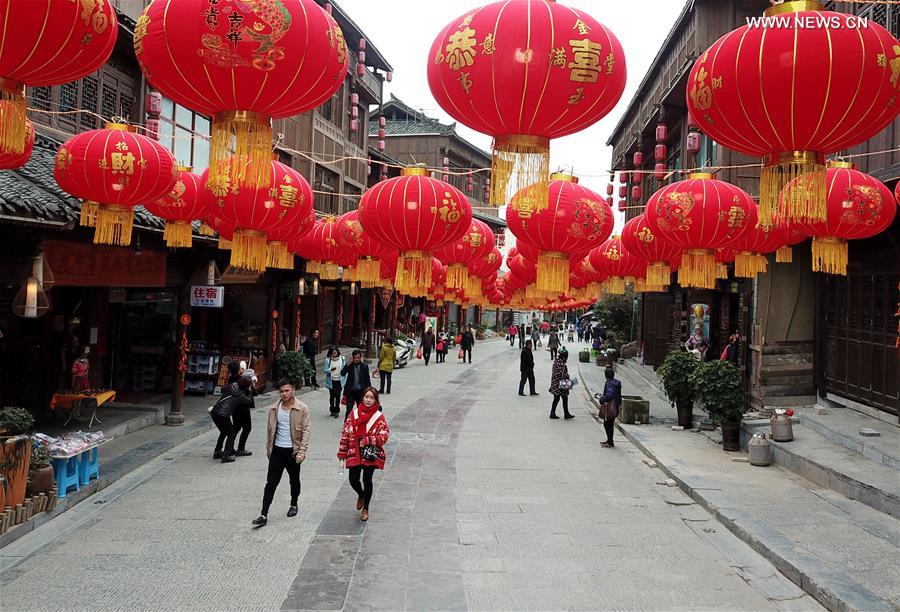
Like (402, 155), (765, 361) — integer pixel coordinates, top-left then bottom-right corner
(358, 167), (472, 293)
(54, 123), (177, 246)
(645, 173), (754, 289)
(686, 1), (900, 227)
(621, 213), (682, 287)
(715, 248), (736, 280)
(427, 1), (626, 211)
(589, 237), (644, 295)
(728, 212), (797, 279)
(435, 219), (494, 291)
(293, 218), (344, 280)
(335, 210), (396, 286)
(144, 167), (204, 248)
(134, 0), (349, 191)
(0, 115), (32, 169)
(791, 162), (897, 275)
(201, 157), (313, 273)
(0, 0), (117, 155)
(266, 208), (315, 270)
(506, 173), (613, 294)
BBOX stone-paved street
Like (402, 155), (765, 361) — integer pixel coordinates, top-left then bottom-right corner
(1, 339), (820, 611)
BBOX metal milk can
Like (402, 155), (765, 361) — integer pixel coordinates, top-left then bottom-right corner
(770, 410), (794, 442)
(748, 432), (772, 467)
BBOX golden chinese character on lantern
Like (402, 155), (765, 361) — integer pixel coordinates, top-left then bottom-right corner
(481, 33), (495, 55)
(690, 66), (713, 111)
(550, 47), (567, 68)
(568, 38), (602, 83)
(279, 184), (298, 208)
(890, 44), (900, 88)
(573, 19), (591, 35)
(445, 27), (477, 71)
(111, 152), (135, 175)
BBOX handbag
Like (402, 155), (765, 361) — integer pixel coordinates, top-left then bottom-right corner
(599, 400), (620, 421)
(416, 347), (423, 360)
(360, 444), (385, 462)
(341, 396), (348, 405)
(559, 378), (573, 391)
(458, 348), (465, 360)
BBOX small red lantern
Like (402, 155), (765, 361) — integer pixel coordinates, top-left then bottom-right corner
(654, 163), (667, 180)
(633, 151), (644, 167)
(335, 210), (396, 286)
(633, 170), (644, 184)
(618, 185), (627, 199)
(655, 123), (668, 143)
(435, 219), (495, 291)
(618, 200), (626, 212)
(144, 167), (205, 248)
(631, 186), (642, 201)
(607, 184), (614, 197)
(619, 171), (628, 185)
(621, 213), (682, 286)
(687, 132), (701, 155)
(55, 124), (177, 246)
(655, 144), (667, 162)
(589, 236), (644, 294)
(267, 208), (315, 270)
(0, 115), (33, 169)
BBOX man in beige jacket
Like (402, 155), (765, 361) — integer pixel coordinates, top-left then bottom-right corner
(252, 379), (310, 527)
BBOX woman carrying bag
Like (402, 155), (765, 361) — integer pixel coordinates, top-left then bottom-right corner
(323, 347), (347, 418)
(548, 349), (575, 420)
(337, 387), (390, 522)
(596, 368), (623, 448)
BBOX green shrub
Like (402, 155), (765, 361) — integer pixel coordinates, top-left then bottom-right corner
(30, 441), (51, 468)
(689, 360), (745, 425)
(0, 407), (34, 435)
(273, 352), (314, 388)
(657, 351), (700, 406)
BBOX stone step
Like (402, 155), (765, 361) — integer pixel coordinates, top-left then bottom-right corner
(759, 363), (814, 378)
(800, 406), (899, 470)
(742, 421), (900, 519)
(755, 395), (818, 409)
(760, 352), (813, 367)
(759, 383), (817, 397)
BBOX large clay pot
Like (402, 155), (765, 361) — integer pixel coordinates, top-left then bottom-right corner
(675, 400), (694, 429)
(721, 421), (741, 452)
(27, 465), (54, 497)
(0, 436), (32, 507)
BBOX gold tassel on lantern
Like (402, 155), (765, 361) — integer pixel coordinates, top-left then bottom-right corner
(209, 111), (273, 190)
(734, 252), (768, 278)
(0, 79), (27, 155)
(93, 205), (134, 246)
(775, 245), (793, 263)
(446, 264), (468, 291)
(318, 262), (340, 280)
(219, 238), (233, 250)
(760, 151), (826, 228)
(306, 261), (322, 275)
(163, 220), (193, 249)
(605, 277), (626, 295)
(677, 249), (717, 289)
(266, 241), (294, 270)
(646, 262), (672, 287)
(79, 201), (99, 228)
(716, 263), (729, 280)
(355, 257), (381, 284)
(492, 135), (550, 211)
(198, 223), (216, 237)
(230, 229), (267, 273)
(811, 237), (847, 275)
(394, 251), (432, 293)
(536, 252), (569, 294)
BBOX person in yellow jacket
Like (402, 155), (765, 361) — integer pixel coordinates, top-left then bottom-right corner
(377, 338), (396, 395)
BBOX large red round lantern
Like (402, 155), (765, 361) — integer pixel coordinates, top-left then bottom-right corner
(621, 213), (682, 287)
(358, 167), (472, 293)
(266, 208), (315, 270)
(201, 157), (312, 273)
(427, 2), (626, 210)
(135, 0), (348, 190)
(294, 218), (344, 280)
(645, 173), (754, 289)
(686, 1), (900, 227)
(144, 167), (204, 248)
(506, 173), (614, 294)
(435, 219), (494, 291)
(0, 0), (117, 155)
(0, 115), (32, 169)
(55, 124), (177, 246)
(729, 218), (793, 279)
(589, 237), (644, 295)
(791, 163), (897, 275)
(335, 210), (396, 287)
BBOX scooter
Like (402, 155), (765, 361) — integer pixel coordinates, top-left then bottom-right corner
(394, 338), (415, 369)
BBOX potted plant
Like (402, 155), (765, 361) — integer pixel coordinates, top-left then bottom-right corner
(0, 407), (35, 508)
(27, 440), (54, 497)
(273, 352), (314, 389)
(689, 360), (746, 451)
(657, 351), (699, 428)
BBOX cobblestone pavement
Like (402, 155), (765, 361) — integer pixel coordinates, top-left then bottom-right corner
(1, 340), (821, 611)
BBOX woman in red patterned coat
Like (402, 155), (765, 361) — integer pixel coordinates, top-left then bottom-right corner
(337, 387), (390, 521)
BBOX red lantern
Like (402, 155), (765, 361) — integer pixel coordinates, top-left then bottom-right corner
(135, 0), (349, 190)
(144, 167), (205, 248)
(791, 163), (897, 275)
(687, 131), (701, 155)
(435, 219), (494, 291)
(654, 163), (667, 180)
(645, 173), (754, 289)
(606, 196), (614, 207)
(55, 124), (177, 246)
(292, 218), (344, 280)
(655, 124), (668, 143)
(506, 174), (613, 294)
(633, 151), (644, 167)
(654, 144), (667, 162)
(686, 2), (900, 227)
(0, 115), (32, 169)
(607, 184), (614, 196)
(335, 210), (397, 286)
(715, 248), (735, 280)
(728, 218), (792, 279)
(266, 208), (315, 270)
(621, 214), (682, 287)
(358, 167), (473, 293)
(201, 158), (313, 273)
(618, 200), (626, 212)
(0, 0), (117, 155)
(632, 170), (644, 184)
(618, 185), (628, 199)
(619, 171), (628, 185)
(631, 186), (643, 201)
(589, 237), (645, 294)
(427, 2), (626, 210)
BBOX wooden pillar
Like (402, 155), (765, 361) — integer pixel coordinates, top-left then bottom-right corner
(166, 285), (190, 426)
(336, 282), (344, 346)
(389, 290), (398, 336)
(367, 290), (376, 359)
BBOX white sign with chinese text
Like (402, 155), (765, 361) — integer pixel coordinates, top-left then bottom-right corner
(190, 285), (224, 308)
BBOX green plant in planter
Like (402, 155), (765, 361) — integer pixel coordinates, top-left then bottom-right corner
(657, 352), (699, 406)
(689, 360), (746, 425)
(273, 352), (314, 388)
(30, 443), (51, 469)
(0, 407), (34, 436)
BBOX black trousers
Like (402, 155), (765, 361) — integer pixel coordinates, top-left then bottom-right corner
(550, 348), (558, 361)
(344, 389), (363, 419)
(462, 348), (472, 363)
(519, 370), (536, 395)
(304, 359), (317, 388)
(518, 335), (525, 348)
(261, 446), (301, 515)
(509, 335), (515, 346)
(378, 371), (392, 394)
(603, 419), (615, 444)
(423, 347), (432, 365)
(551, 394), (572, 417)
(232, 409), (252, 451)
(348, 465), (377, 510)
(436, 350), (445, 363)
(328, 382), (342, 415)
(211, 413), (235, 455)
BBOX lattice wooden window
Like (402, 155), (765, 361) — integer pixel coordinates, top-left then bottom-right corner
(80, 75), (99, 130)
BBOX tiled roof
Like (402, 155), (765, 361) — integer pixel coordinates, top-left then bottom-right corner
(377, 119), (456, 137)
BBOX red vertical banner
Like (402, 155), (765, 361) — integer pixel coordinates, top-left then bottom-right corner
(294, 297), (302, 350)
(337, 290), (344, 346)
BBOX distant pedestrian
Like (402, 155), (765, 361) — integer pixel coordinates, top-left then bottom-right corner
(323, 347), (347, 418)
(597, 368), (622, 448)
(518, 340), (538, 396)
(721, 331), (740, 365)
(460, 327), (475, 363)
(531, 327), (540, 349)
(342, 350), (372, 418)
(417, 311), (427, 337)
(232, 362), (257, 457)
(302, 330), (320, 389)
(577, 323), (584, 343)
(435, 333), (447, 364)
(549, 349), (574, 420)
(507, 324), (518, 347)
(337, 387), (390, 522)
(251, 380), (310, 526)
(518, 323), (526, 348)
(540, 321), (550, 336)
(547, 330), (560, 362)
(210, 375), (254, 462)
(377, 338), (395, 394)
(421, 327), (435, 366)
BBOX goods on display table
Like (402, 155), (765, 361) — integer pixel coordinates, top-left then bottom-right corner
(49, 389), (117, 427)
(33, 431), (107, 498)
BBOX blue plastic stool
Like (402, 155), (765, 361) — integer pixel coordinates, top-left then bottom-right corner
(52, 456), (80, 498)
(79, 447), (100, 485)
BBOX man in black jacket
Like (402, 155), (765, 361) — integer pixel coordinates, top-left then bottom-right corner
(460, 328), (475, 363)
(517, 323), (526, 348)
(210, 375), (254, 463)
(341, 350), (371, 418)
(302, 330), (320, 389)
(518, 340), (538, 396)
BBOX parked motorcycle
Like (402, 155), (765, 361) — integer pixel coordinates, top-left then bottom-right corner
(394, 338), (415, 369)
